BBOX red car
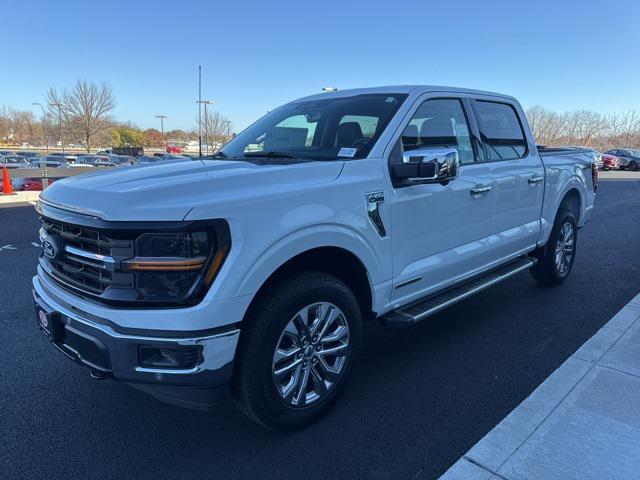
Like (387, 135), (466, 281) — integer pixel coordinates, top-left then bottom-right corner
(601, 154), (619, 171)
(166, 145), (183, 154)
(12, 177), (56, 191)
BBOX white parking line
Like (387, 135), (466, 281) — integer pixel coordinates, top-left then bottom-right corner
(0, 241), (41, 252)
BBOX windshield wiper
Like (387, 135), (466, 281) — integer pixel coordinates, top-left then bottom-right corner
(243, 151), (310, 160)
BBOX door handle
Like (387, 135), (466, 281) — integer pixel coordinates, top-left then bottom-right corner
(470, 185), (492, 195)
(528, 176), (544, 185)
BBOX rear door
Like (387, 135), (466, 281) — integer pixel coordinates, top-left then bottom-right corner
(471, 99), (544, 259)
(388, 96), (496, 305)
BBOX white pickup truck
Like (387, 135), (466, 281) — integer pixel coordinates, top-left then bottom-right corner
(33, 86), (597, 429)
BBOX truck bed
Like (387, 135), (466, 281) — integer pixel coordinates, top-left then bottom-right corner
(537, 146), (593, 157)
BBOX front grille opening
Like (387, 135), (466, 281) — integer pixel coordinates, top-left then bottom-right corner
(40, 216), (133, 297)
(42, 217), (119, 256)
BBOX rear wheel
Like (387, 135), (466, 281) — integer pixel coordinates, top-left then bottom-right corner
(530, 209), (577, 285)
(232, 271), (362, 430)
(629, 160), (638, 171)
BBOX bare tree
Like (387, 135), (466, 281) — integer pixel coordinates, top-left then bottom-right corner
(605, 110), (640, 149)
(0, 109), (41, 145)
(526, 106), (566, 146)
(47, 80), (115, 152)
(525, 106), (638, 151)
(202, 111), (233, 151)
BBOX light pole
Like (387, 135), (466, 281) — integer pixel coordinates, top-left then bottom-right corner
(49, 102), (64, 153)
(155, 114), (167, 149)
(197, 65), (202, 157)
(32, 102), (49, 154)
(196, 100), (214, 155)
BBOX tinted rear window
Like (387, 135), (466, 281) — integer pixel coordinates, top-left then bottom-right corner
(474, 101), (527, 161)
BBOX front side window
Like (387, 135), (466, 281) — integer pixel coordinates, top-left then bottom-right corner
(474, 101), (527, 161)
(220, 94), (407, 161)
(400, 98), (475, 165)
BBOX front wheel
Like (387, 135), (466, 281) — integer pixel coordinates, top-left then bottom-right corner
(231, 271), (362, 430)
(530, 209), (578, 285)
(629, 161), (638, 171)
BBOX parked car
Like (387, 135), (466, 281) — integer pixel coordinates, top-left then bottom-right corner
(34, 85), (596, 429)
(0, 150), (13, 156)
(1, 155), (30, 168)
(135, 156), (161, 164)
(113, 155), (137, 166)
(159, 154), (190, 162)
(601, 153), (619, 171)
(73, 155), (120, 167)
(12, 177), (58, 191)
(604, 149), (640, 170)
(48, 152), (78, 164)
(166, 145), (184, 154)
(112, 147), (144, 157)
(31, 157), (70, 168)
(17, 151), (41, 159)
(69, 156), (100, 167)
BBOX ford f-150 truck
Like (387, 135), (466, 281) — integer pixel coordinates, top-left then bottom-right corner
(33, 86), (596, 429)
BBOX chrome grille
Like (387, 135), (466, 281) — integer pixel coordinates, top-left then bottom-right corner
(39, 216), (134, 297)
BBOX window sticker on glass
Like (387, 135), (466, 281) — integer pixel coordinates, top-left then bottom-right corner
(338, 147), (358, 158)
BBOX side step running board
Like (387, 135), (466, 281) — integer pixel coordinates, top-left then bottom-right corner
(381, 257), (536, 327)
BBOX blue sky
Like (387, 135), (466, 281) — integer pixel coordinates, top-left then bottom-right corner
(2, 0), (639, 132)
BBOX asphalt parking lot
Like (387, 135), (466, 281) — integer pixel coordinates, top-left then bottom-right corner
(1, 176), (640, 480)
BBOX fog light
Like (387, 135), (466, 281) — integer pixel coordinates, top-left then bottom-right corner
(138, 345), (201, 369)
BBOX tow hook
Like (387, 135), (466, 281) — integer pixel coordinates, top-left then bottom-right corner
(90, 370), (108, 380)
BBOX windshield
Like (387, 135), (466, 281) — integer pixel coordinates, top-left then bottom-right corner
(220, 93), (407, 161)
(5, 157), (24, 164)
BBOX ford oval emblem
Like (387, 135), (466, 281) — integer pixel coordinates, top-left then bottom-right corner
(42, 236), (58, 260)
(38, 310), (49, 328)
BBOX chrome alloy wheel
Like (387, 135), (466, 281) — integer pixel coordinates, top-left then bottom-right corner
(272, 302), (350, 407)
(555, 221), (575, 274)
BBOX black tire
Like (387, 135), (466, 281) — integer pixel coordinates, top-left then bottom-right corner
(231, 271), (362, 430)
(620, 166), (626, 171)
(630, 161), (638, 171)
(530, 209), (578, 286)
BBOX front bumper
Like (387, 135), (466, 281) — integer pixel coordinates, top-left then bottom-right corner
(33, 275), (240, 410)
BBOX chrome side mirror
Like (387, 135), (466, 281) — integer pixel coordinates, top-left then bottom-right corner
(392, 147), (460, 184)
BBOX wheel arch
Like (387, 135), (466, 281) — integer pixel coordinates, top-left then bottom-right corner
(242, 246), (375, 326)
(559, 187), (582, 223)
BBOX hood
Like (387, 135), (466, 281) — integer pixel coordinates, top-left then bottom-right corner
(40, 158), (344, 221)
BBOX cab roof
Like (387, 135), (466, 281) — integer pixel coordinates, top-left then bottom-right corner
(295, 85), (516, 103)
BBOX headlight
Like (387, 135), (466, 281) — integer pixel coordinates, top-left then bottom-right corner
(125, 224), (230, 303)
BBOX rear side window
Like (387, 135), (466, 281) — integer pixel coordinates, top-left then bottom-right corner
(474, 101), (527, 161)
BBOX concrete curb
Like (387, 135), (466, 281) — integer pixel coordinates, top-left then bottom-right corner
(0, 191), (41, 205)
(441, 293), (640, 480)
